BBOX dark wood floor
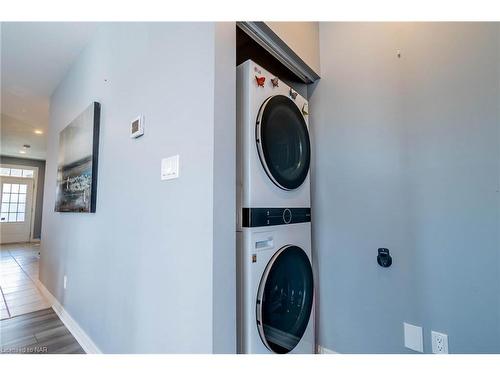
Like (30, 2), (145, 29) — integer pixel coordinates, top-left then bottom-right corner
(0, 308), (84, 354)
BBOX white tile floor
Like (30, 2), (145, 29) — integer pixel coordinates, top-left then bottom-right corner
(0, 243), (50, 320)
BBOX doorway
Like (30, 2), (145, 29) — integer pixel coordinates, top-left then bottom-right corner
(0, 166), (37, 244)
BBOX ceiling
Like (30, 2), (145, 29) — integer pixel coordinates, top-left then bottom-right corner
(1, 22), (99, 160)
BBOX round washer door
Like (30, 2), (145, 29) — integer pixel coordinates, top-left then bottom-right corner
(256, 245), (314, 354)
(256, 95), (311, 190)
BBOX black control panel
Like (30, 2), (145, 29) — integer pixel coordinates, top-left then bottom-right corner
(242, 208), (311, 228)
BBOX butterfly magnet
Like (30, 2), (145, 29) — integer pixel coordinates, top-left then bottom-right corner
(255, 76), (265, 87)
(302, 103), (309, 115)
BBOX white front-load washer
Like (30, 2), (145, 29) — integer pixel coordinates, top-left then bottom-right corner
(237, 223), (315, 354)
(237, 60), (311, 230)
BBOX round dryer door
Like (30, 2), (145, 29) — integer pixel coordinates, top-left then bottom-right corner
(256, 245), (314, 354)
(256, 95), (311, 190)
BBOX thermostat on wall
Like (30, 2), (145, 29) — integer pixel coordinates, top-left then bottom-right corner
(130, 115), (144, 138)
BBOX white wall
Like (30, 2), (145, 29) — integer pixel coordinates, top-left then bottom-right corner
(41, 22), (235, 353)
(311, 22), (500, 353)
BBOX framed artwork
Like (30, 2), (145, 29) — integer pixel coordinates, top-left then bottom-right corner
(55, 102), (100, 213)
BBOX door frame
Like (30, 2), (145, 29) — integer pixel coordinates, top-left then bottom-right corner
(0, 163), (39, 243)
(236, 22), (320, 84)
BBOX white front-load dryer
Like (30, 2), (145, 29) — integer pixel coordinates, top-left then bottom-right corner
(237, 60), (311, 231)
(237, 223), (315, 354)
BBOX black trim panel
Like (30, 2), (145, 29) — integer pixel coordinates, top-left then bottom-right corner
(90, 102), (100, 213)
(242, 208), (311, 228)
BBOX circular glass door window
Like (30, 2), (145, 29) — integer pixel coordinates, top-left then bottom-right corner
(256, 245), (314, 354)
(256, 95), (311, 190)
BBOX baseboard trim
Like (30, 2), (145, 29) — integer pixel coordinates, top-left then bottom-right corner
(35, 280), (101, 354)
(317, 345), (339, 354)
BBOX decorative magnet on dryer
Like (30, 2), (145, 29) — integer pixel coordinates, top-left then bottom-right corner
(289, 88), (298, 100)
(302, 103), (309, 115)
(255, 76), (266, 87)
(271, 77), (279, 88)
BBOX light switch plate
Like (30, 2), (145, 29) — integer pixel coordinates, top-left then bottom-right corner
(404, 322), (423, 352)
(161, 155), (179, 180)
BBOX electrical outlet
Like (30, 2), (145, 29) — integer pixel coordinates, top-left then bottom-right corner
(431, 331), (449, 354)
(63, 275), (67, 289)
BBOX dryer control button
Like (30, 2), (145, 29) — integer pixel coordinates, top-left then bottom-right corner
(283, 209), (292, 224)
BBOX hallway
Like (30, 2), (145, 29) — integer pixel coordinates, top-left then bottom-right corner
(1, 308), (84, 354)
(0, 243), (49, 320)
(0, 243), (85, 354)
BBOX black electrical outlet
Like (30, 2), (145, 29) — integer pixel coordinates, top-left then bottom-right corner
(377, 248), (392, 268)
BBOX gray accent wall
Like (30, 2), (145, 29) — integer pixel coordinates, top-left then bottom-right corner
(311, 22), (500, 353)
(0, 155), (46, 239)
(41, 23), (235, 353)
(401, 22), (500, 354)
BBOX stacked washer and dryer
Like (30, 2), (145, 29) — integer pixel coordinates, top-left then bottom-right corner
(237, 60), (314, 354)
